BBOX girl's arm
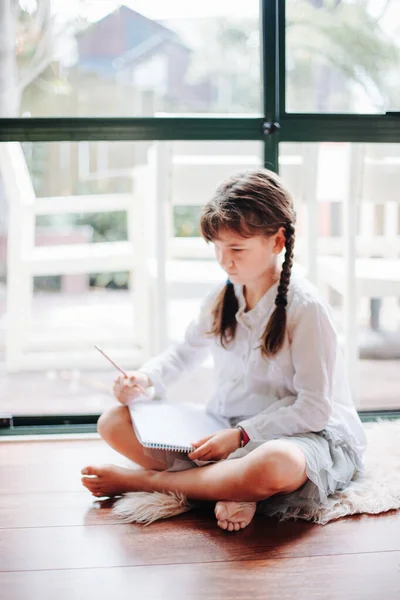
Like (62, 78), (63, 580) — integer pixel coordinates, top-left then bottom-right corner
(237, 299), (338, 441)
(138, 286), (222, 398)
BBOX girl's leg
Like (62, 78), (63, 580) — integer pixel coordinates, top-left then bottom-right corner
(94, 405), (168, 471)
(81, 439), (307, 505)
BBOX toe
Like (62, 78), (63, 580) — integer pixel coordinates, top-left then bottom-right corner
(240, 521), (247, 529)
(81, 478), (99, 491)
(227, 522), (234, 532)
(81, 465), (101, 476)
(214, 502), (228, 521)
(217, 520), (228, 530)
(234, 523), (241, 531)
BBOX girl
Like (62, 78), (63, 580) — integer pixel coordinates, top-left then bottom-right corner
(81, 168), (367, 532)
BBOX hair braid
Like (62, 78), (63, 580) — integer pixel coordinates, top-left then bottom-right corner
(262, 222), (295, 356)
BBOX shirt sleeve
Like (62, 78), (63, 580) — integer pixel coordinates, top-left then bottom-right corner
(139, 285), (222, 398)
(237, 299), (338, 441)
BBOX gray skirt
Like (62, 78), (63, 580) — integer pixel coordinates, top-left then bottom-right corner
(143, 425), (359, 518)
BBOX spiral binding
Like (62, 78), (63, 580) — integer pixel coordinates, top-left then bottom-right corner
(144, 441), (193, 452)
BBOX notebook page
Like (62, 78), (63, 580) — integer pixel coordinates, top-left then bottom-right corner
(129, 401), (230, 452)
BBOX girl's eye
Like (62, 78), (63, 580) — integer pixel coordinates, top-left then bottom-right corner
(232, 248), (244, 252)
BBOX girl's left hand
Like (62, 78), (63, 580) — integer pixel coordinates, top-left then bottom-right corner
(188, 428), (241, 462)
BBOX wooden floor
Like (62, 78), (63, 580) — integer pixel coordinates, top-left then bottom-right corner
(1, 437), (399, 600)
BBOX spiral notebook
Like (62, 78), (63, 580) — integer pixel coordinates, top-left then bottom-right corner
(128, 400), (229, 453)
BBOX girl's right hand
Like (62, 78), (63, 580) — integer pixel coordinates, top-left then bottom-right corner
(113, 371), (151, 405)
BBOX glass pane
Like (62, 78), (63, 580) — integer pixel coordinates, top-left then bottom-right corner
(165, 141), (264, 405)
(280, 141), (400, 410)
(0, 1), (260, 117)
(0, 139), (262, 415)
(286, 1), (400, 113)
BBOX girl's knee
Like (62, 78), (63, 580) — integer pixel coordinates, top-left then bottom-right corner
(244, 440), (307, 496)
(97, 405), (131, 439)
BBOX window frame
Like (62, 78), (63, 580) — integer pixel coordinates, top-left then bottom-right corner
(1, 0), (399, 435)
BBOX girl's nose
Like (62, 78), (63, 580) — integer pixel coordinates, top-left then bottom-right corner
(220, 254), (233, 269)
(215, 247), (233, 268)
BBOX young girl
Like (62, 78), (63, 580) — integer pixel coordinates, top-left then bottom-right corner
(81, 168), (367, 532)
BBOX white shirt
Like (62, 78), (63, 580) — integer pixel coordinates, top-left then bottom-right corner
(140, 273), (367, 470)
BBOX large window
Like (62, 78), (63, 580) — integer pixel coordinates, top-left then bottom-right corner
(1, 0), (399, 433)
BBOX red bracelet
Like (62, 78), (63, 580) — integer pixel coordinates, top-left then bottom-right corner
(236, 426), (250, 448)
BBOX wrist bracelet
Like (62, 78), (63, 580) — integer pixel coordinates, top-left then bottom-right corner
(236, 425), (250, 448)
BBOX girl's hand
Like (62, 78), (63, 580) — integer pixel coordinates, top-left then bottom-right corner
(188, 428), (241, 462)
(113, 371), (151, 405)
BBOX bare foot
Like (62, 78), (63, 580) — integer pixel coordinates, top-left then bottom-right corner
(214, 501), (257, 532)
(81, 464), (146, 498)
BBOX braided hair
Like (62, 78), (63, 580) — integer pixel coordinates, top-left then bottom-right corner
(261, 221), (295, 356)
(200, 169), (296, 358)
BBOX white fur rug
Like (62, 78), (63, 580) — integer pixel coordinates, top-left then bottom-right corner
(278, 418), (400, 524)
(112, 490), (193, 525)
(112, 419), (400, 526)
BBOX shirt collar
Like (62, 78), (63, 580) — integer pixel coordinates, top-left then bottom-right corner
(234, 279), (280, 318)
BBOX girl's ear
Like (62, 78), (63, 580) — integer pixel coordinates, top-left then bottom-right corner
(273, 227), (286, 254)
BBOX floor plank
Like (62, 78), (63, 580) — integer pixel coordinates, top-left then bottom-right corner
(0, 493), (120, 528)
(1, 510), (399, 572)
(1, 551), (399, 600)
(0, 438), (131, 495)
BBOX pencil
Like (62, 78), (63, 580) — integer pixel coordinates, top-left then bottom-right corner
(94, 345), (150, 397)
(94, 345), (128, 377)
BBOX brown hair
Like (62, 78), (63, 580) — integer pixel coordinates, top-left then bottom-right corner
(200, 168), (296, 358)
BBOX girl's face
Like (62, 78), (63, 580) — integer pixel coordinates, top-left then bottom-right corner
(213, 228), (286, 286)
